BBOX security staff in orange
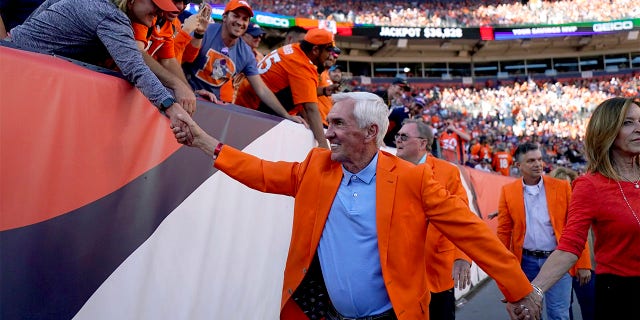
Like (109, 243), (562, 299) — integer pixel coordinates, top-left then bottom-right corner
(173, 92), (541, 320)
(497, 142), (591, 320)
(395, 119), (471, 320)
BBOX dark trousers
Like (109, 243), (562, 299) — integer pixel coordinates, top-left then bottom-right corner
(594, 274), (640, 320)
(569, 271), (595, 320)
(429, 288), (455, 320)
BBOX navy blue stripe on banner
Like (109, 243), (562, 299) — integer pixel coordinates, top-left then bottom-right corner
(0, 102), (283, 319)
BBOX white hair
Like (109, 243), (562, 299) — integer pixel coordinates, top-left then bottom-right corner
(332, 92), (389, 147)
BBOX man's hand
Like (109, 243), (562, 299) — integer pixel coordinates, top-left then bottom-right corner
(196, 4), (212, 33)
(325, 83), (341, 95)
(506, 292), (542, 320)
(286, 115), (309, 129)
(195, 89), (223, 104)
(173, 82), (197, 115)
(183, 4), (211, 34)
(452, 259), (471, 290)
(576, 268), (592, 286)
(170, 113), (219, 157)
(166, 103), (194, 145)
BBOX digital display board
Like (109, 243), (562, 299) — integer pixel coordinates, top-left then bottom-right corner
(494, 19), (638, 40)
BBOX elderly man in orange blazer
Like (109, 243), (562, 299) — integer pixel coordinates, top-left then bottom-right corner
(395, 119), (471, 320)
(173, 92), (540, 320)
(498, 142), (591, 320)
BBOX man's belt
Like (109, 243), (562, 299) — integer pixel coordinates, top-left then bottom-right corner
(522, 248), (554, 258)
(327, 306), (396, 320)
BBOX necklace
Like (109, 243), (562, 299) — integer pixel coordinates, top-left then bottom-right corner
(616, 180), (640, 230)
(620, 175), (640, 189)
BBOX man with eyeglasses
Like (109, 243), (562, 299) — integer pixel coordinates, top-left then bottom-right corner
(241, 22), (266, 61)
(395, 119), (471, 320)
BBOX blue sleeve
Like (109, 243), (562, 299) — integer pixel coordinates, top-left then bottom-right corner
(96, 14), (172, 108)
(239, 40), (259, 77)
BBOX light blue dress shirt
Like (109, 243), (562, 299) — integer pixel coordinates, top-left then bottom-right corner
(522, 179), (557, 251)
(317, 153), (392, 317)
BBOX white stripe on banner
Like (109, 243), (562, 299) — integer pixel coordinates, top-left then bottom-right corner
(74, 120), (314, 320)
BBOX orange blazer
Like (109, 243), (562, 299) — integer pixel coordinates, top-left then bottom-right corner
(215, 146), (532, 320)
(424, 156), (471, 293)
(497, 176), (591, 274)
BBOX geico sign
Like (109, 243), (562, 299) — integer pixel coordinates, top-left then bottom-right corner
(593, 21), (633, 32)
(256, 15), (290, 27)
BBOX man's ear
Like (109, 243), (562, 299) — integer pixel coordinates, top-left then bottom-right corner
(365, 124), (379, 142)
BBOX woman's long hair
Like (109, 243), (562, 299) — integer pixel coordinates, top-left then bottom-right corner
(584, 97), (640, 179)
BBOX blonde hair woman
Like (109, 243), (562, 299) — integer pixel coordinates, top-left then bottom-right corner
(517, 98), (640, 320)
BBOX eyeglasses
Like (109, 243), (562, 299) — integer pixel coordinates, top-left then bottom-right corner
(394, 133), (424, 141)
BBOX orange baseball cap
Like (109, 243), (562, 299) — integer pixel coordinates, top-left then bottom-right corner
(304, 28), (335, 47)
(224, 0), (254, 17)
(151, 0), (179, 12)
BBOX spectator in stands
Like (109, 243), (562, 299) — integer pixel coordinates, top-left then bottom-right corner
(474, 157), (493, 172)
(241, 22), (265, 62)
(8, 0), (195, 126)
(234, 28), (339, 149)
(498, 142), (591, 320)
(492, 143), (514, 176)
(375, 77), (409, 108)
(172, 91), (541, 320)
(564, 142), (586, 169)
(395, 119), (471, 320)
(132, 0), (202, 113)
(253, 0), (636, 29)
(384, 97), (425, 147)
(530, 97), (640, 319)
(317, 52), (343, 127)
(181, 0), (304, 129)
(282, 25), (307, 45)
(173, 2), (211, 63)
(439, 119), (471, 165)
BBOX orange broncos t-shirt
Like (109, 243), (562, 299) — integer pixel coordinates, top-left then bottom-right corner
(235, 43), (318, 114)
(132, 18), (175, 60)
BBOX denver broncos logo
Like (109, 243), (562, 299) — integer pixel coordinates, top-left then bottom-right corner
(195, 49), (237, 87)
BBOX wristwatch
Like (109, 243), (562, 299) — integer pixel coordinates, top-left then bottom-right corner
(159, 97), (176, 112)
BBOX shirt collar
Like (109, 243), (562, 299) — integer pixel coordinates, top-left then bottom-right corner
(342, 153), (378, 185)
(522, 177), (543, 195)
(418, 153), (428, 164)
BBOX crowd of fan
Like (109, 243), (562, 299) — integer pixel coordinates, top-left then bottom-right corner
(253, 0), (637, 27)
(371, 74), (640, 174)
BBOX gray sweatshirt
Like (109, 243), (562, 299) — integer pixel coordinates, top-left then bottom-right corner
(10, 0), (172, 107)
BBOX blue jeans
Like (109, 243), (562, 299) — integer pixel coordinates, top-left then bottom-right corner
(570, 270), (595, 320)
(521, 253), (572, 320)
